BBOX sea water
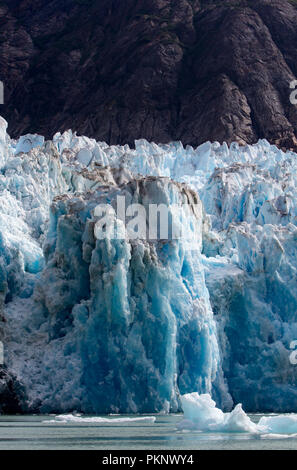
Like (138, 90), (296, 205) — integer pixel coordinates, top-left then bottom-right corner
(0, 414), (297, 450)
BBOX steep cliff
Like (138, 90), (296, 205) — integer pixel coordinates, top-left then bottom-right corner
(1, 0), (297, 148)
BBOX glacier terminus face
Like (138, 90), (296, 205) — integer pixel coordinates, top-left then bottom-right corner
(0, 114), (297, 413)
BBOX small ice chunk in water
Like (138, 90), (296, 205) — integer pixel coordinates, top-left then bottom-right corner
(43, 414), (156, 424)
(258, 415), (297, 434)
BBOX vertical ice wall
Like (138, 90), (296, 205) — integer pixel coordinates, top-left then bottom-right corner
(8, 177), (226, 413)
(1, 119), (297, 412)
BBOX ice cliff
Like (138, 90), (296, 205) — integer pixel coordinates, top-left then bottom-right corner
(0, 115), (297, 413)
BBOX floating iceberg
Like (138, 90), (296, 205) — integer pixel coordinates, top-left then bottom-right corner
(258, 415), (297, 435)
(179, 393), (258, 433)
(179, 393), (297, 435)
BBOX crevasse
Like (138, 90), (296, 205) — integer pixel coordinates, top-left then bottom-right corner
(0, 115), (297, 413)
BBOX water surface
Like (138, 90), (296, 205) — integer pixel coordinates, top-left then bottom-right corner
(0, 414), (297, 450)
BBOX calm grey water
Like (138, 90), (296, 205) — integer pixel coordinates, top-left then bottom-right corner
(0, 414), (297, 450)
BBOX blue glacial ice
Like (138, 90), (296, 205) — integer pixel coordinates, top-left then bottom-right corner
(1, 115), (297, 413)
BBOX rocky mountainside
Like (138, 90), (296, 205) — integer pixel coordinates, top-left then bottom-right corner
(1, 0), (297, 148)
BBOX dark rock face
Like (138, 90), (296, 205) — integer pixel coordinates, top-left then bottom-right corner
(0, 367), (27, 414)
(1, 0), (297, 148)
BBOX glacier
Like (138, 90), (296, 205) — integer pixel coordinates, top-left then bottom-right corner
(0, 115), (297, 413)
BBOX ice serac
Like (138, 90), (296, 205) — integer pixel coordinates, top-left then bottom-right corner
(1, 123), (225, 413)
(13, 176), (223, 413)
(1, 119), (297, 413)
